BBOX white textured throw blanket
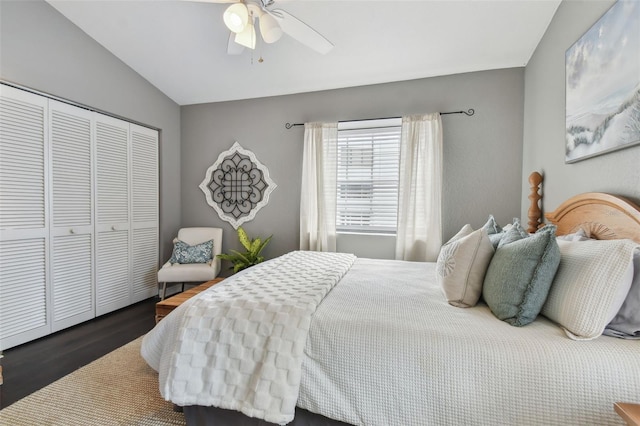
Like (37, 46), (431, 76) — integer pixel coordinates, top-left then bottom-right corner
(144, 251), (355, 425)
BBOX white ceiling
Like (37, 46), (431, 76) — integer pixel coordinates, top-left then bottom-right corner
(45, 0), (561, 106)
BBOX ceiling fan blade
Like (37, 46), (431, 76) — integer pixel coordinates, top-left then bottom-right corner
(268, 9), (334, 54)
(227, 32), (245, 55)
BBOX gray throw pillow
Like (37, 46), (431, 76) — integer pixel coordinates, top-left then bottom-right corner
(483, 225), (560, 327)
(604, 248), (640, 339)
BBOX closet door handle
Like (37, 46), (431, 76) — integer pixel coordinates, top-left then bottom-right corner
(69, 228), (75, 234)
(111, 225), (116, 231)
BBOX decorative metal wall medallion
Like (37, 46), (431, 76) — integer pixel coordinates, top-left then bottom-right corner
(199, 142), (277, 229)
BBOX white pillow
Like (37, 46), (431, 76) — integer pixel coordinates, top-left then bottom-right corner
(436, 224), (495, 308)
(556, 229), (591, 241)
(542, 239), (639, 340)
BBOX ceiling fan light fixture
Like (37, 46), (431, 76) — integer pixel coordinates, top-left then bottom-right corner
(259, 13), (282, 43)
(223, 3), (249, 33)
(234, 19), (256, 49)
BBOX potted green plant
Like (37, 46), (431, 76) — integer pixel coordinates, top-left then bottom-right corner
(217, 227), (272, 273)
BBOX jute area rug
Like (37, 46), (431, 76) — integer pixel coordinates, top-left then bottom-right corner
(0, 336), (186, 426)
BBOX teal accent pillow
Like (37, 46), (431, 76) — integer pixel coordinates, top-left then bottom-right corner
(497, 219), (528, 247)
(482, 215), (502, 235)
(488, 233), (504, 249)
(482, 225), (560, 327)
(483, 215), (506, 249)
(169, 239), (214, 264)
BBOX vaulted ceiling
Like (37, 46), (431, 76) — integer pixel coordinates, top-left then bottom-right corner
(46, 0), (562, 105)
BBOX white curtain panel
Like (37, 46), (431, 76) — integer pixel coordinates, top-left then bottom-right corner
(395, 113), (443, 262)
(300, 122), (338, 252)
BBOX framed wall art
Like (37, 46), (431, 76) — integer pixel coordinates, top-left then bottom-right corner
(200, 142), (277, 229)
(565, 0), (640, 163)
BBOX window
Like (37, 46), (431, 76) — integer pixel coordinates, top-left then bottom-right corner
(336, 118), (401, 234)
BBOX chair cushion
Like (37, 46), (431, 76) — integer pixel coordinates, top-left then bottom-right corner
(176, 227), (223, 272)
(158, 262), (219, 283)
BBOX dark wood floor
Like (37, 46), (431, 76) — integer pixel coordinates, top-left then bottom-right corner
(0, 297), (158, 410)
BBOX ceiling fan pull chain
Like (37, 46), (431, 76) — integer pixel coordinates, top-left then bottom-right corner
(257, 29), (264, 63)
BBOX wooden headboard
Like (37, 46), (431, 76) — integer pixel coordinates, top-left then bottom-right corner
(526, 172), (640, 244)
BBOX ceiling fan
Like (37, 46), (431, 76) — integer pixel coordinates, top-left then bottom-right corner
(188, 0), (334, 55)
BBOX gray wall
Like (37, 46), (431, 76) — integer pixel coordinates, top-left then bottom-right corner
(522, 0), (640, 218)
(0, 0), (182, 261)
(181, 68), (525, 263)
(0, 0), (527, 264)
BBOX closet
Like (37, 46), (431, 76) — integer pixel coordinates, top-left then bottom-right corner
(0, 84), (158, 350)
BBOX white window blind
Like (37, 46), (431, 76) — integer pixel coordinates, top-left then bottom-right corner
(336, 119), (401, 234)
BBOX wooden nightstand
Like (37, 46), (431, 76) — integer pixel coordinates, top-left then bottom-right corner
(615, 402), (640, 426)
(155, 277), (225, 323)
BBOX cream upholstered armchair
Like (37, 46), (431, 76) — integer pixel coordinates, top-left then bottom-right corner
(158, 227), (222, 300)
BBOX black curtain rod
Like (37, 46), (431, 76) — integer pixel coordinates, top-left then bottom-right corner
(284, 109), (475, 129)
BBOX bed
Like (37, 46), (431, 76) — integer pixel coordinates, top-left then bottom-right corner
(142, 173), (640, 426)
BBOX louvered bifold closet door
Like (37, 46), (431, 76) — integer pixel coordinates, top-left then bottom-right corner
(0, 85), (50, 350)
(49, 101), (95, 332)
(95, 115), (131, 316)
(131, 124), (158, 302)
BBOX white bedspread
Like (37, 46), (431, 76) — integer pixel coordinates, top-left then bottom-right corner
(142, 251), (355, 425)
(298, 258), (640, 425)
(144, 255), (640, 425)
